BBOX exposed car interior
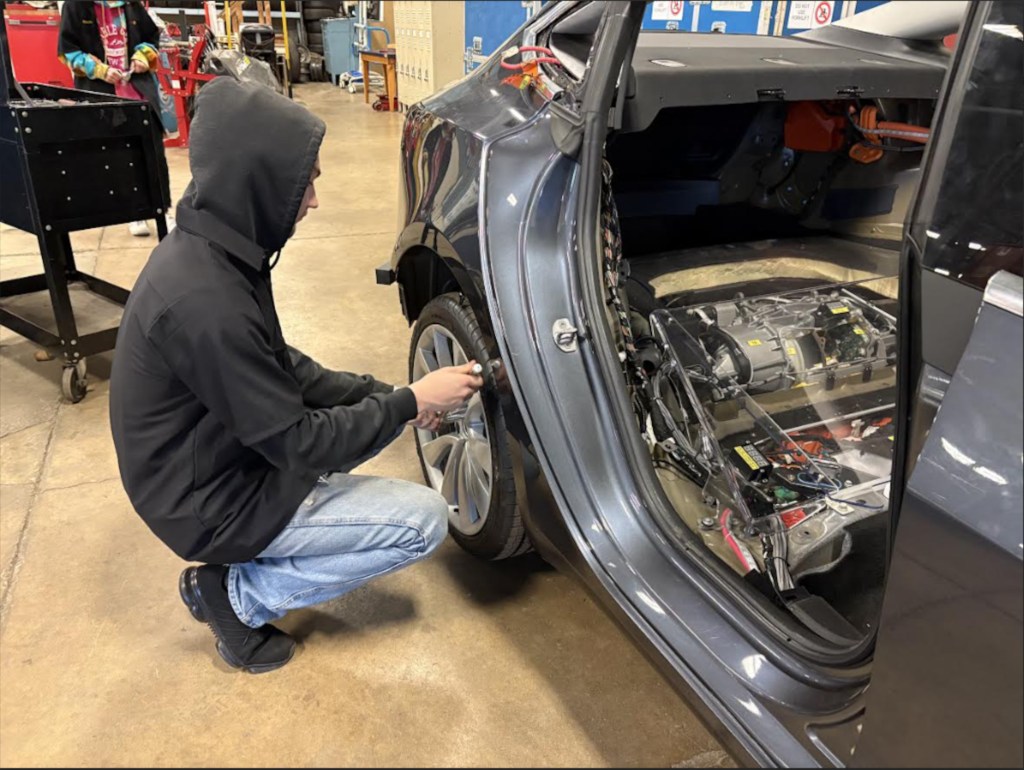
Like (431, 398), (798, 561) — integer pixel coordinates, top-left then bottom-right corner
(590, 32), (943, 646)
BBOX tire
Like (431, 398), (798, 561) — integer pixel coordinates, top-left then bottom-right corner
(302, 0), (341, 9)
(410, 294), (532, 560)
(287, 33), (301, 82)
(302, 8), (337, 22)
(305, 31), (324, 49)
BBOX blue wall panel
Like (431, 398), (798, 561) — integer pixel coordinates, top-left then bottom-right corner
(640, 0), (891, 36)
(464, 0), (532, 71)
(642, 1), (773, 34)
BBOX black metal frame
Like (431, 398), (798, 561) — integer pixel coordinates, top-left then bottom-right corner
(0, 13), (170, 400)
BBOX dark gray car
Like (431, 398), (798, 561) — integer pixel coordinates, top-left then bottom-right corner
(379, 2), (1023, 765)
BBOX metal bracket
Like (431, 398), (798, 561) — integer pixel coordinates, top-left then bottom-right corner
(552, 318), (579, 352)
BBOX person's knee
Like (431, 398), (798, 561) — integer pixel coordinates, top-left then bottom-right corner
(414, 487), (449, 556)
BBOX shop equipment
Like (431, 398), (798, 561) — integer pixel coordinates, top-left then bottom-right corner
(0, 20), (170, 403)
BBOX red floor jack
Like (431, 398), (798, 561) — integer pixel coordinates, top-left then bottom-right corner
(155, 30), (217, 148)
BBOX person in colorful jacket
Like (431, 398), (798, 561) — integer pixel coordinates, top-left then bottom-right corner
(58, 0), (173, 237)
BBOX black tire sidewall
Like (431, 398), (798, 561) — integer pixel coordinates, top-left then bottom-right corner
(302, 9), (337, 22)
(410, 294), (522, 560)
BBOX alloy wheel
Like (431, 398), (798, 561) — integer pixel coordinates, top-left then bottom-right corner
(412, 324), (493, 536)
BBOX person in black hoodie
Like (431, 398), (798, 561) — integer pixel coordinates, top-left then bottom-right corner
(109, 77), (482, 673)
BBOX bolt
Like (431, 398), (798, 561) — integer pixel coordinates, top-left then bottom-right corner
(67, 196), (72, 201)
(156, 208), (163, 214)
(109, 190), (114, 195)
(45, 224), (52, 231)
(102, 145), (106, 150)
(24, 127), (31, 134)
(143, 119), (149, 125)
(21, 111), (28, 117)
(61, 170), (66, 175)
(105, 165), (109, 170)
(699, 517), (716, 531)
(57, 149), (62, 155)
(129, 162), (133, 167)
(71, 339), (77, 346)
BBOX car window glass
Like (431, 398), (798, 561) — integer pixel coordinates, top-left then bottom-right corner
(919, 1), (1023, 290)
(546, 1), (604, 81)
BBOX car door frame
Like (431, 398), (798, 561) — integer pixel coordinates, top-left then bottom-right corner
(476, 2), (883, 766)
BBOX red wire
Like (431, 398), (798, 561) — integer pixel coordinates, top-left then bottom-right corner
(500, 57), (562, 70)
(720, 508), (753, 573)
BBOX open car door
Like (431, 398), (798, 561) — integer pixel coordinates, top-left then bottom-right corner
(853, 2), (1023, 766)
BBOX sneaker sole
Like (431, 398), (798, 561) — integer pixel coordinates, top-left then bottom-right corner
(178, 568), (207, 623)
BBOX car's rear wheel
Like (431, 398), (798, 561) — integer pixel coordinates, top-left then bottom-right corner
(410, 294), (531, 560)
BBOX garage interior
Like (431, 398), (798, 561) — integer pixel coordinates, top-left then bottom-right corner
(0, 77), (732, 766)
(2, 0), (1018, 767)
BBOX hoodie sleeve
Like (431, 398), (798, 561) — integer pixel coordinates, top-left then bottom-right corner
(152, 294), (418, 475)
(129, 5), (161, 71)
(58, 3), (109, 81)
(288, 346), (395, 408)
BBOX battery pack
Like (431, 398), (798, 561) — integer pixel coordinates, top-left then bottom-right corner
(730, 443), (773, 482)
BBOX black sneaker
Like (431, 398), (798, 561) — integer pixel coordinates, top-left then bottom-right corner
(178, 565), (296, 674)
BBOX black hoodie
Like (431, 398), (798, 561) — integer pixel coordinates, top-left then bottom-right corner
(109, 79), (418, 564)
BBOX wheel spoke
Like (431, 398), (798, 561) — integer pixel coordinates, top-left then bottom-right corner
(440, 439), (465, 503)
(466, 436), (491, 481)
(458, 454), (479, 524)
(421, 433), (459, 469)
(453, 343), (468, 367)
(463, 449), (491, 516)
(434, 330), (454, 368)
(415, 345), (438, 377)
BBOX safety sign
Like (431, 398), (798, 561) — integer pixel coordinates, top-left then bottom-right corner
(652, 0), (686, 21)
(788, 0), (835, 29)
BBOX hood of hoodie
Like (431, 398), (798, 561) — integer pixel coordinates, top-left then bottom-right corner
(180, 78), (326, 257)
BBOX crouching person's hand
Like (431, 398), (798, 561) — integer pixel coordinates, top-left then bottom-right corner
(409, 362), (483, 414)
(409, 410), (444, 431)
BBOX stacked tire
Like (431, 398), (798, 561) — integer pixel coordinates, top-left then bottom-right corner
(302, 0), (344, 55)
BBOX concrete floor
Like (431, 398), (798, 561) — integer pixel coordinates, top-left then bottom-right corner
(0, 85), (731, 768)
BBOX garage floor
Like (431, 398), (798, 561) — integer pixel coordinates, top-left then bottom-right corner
(0, 85), (731, 768)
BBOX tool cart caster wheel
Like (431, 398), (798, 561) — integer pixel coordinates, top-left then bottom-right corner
(61, 360), (88, 404)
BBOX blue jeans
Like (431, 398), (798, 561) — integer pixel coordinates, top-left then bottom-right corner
(227, 440), (448, 628)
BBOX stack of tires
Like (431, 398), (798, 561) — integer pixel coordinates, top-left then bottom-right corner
(302, 0), (344, 55)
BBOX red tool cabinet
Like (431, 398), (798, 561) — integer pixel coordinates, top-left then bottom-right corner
(2, 3), (73, 89)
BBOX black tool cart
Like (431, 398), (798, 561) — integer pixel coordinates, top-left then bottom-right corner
(0, 14), (170, 402)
